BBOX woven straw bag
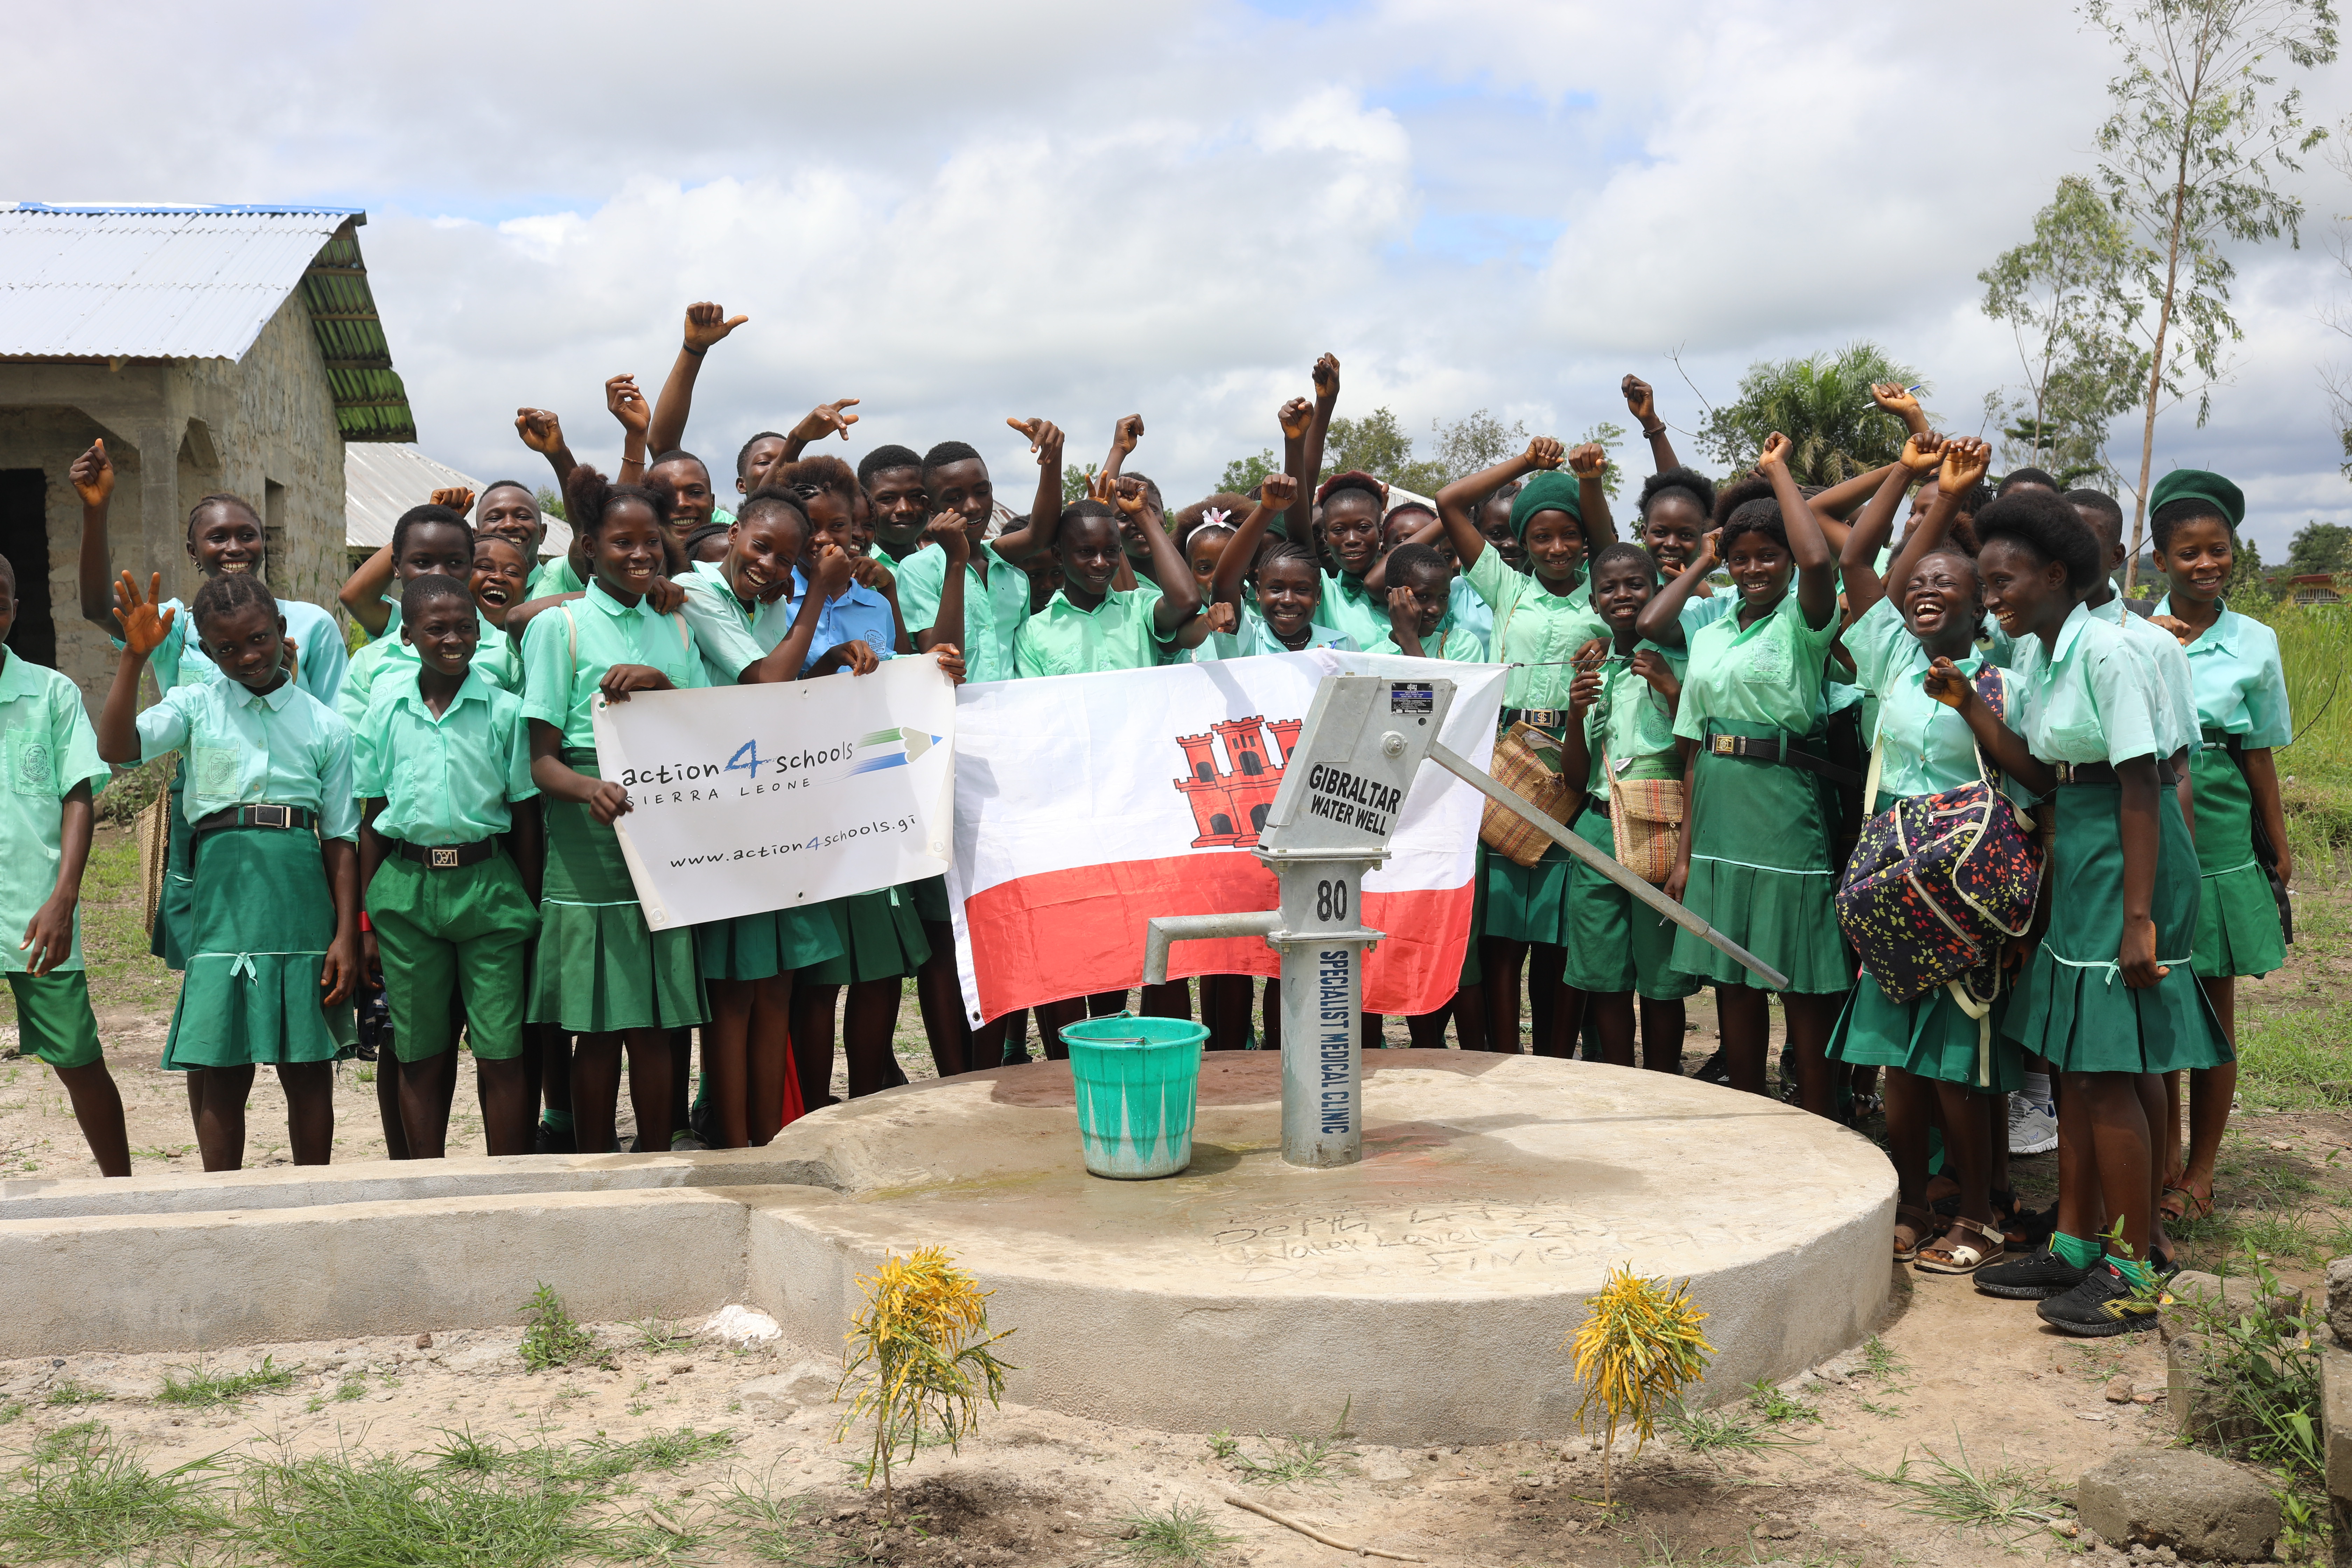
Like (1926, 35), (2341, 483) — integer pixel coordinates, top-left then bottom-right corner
(135, 753), (178, 936)
(1605, 758), (1683, 885)
(1479, 722), (1572, 867)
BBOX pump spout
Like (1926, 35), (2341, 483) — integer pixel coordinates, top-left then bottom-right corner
(1143, 912), (1283, 985)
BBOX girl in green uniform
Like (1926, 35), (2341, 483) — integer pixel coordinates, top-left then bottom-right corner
(1948, 489), (2229, 1335)
(99, 571), (360, 1171)
(519, 467), (711, 1157)
(1829, 440), (2019, 1273)
(1555, 543), (1697, 1071)
(1647, 433), (1851, 1114)
(1434, 438), (1610, 1055)
(2147, 468), (2290, 1222)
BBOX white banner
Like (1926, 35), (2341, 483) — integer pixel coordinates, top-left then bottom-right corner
(592, 657), (957, 931)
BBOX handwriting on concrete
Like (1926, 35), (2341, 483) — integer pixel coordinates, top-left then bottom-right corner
(1202, 1203), (1688, 1283)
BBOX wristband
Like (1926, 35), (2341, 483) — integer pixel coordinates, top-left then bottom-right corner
(682, 343), (705, 357)
(357, 912), (372, 933)
(1642, 424), (1666, 439)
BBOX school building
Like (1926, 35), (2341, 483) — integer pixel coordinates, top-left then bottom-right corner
(0, 203), (416, 707)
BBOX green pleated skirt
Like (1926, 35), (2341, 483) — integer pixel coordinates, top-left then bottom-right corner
(1559, 805), (1700, 1000)
(532, 757), (707, 1032)
(1827, 975), (2020, 1090)
(804, 886), (930, 986)
(908, 874), (952, 925)
(695, 904), (843, 983)
(1484, 844), (1576, 947)
(162, 827), (357, 1069)
(2188, 749), (2286, 979)
(1669, 728), (1853, 995)
(2003, 782), (2230, 1073)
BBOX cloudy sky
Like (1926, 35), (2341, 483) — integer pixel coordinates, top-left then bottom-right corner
(18, 0), (2352, 555)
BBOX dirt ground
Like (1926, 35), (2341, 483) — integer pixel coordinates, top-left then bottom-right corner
(1, 827), (2346, 1564)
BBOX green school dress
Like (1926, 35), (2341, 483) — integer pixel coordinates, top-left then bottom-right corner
(1560, 644), (1700, 1001)
(1823, 600), (2021, 1090)
(670, 563), (848, 979)
(2154, 596), (2292, 979)
(355, 665), (542, 1062)
(135, 675), (360, 1068)
(0, 654), (114, 1069)
(519, 584), (711, 1032)
(2002, 604), (2230, 1073)
(1464, 546), (1609, 945)
(1668, 589), (1851, 995)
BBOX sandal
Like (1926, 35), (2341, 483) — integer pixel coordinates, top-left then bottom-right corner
(1915, 1216), (2004, 1275)
(1894, 1203), (1938, 1261)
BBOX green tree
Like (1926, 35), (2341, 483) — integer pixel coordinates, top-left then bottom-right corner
(534, 486), (566, 522)
(1978, 174), (2148, 487)
(2226, 534), (2273, 600)
(1698, 343), (1923, 485)
(1218, 449), (1279, 494)
(1576, 419), (1628, 499)
(1324, 406), (1446, 494)
(1061, 462), (1098, 505)
(1429, 410), (1528, 483)
(2286, 519), (2352, 575)
(2088, 0), (2338, 589)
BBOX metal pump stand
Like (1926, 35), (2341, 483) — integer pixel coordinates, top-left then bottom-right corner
(1144, 675), (1788, 1172)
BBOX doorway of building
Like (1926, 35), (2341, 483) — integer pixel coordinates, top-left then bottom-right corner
(0, 470), (55, 668)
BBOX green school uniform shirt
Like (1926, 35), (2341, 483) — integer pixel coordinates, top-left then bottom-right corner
(0, 653), (113, 974)
(337, 614), (519, 729)
(2006, 602), (2163, 767)
(2094, 595), (2200, 758)
(1311, 570), (1390, 651)
(518, 580), (709, 749)
(1844, 596), (1995, 799)
(135, 676), (360, 843)
(1582, 642), (1688, 792)
(676, 559), (799, 687)
(894, 542), (1030, 685)
(1193, 608), (1355, 662)
(1014, 582), (1176, 678)
(2151, 597), (2291, 748)
(355, 665), (539, 845)
(1672, 588), (1842, 744)
(524, 556), (586, 602)
(122, 594), (349, 704)
(1464, 546), (1608, 709)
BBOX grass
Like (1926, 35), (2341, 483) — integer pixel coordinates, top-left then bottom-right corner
(235, 1447), (624, 1568)
(519, 1284), (612, 1373)
(158, 1356), (295, 1407)
(632, 1319), (695, 1357)
(0, 1422), (224, 1564)
(41, 1380), (108, 1408)
(1858, 1437), (2069, 1543)
(718, 1466), (843, 1565)
(1107, 1499), (1241, 1564)
(1209, 1405), (1359, 1488)
(1660, 1398), (1815, 1459)
(1743, 1379), (1821, 1427)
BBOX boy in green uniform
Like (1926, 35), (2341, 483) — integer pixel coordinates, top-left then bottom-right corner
(357, 574), (544, 1157)
(0, 554), (129, 1175)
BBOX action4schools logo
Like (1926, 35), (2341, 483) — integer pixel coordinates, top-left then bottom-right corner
(617, 727), (942, 803)
(1171, 714), (1303, 848)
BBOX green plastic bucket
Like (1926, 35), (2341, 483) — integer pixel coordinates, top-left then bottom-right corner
(1059, 1013), (1209, 1180)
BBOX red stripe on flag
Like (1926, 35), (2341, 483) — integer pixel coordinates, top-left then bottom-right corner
(963, 854), (1472, 1021)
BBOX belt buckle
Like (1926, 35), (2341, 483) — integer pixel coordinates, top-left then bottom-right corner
(1528, 708), (1558, 728)
(428, 846), (461, 869)
(252, 804), (291, 829)
(2054, 762), (2076, 785)
(1712, 734), (1737, 756)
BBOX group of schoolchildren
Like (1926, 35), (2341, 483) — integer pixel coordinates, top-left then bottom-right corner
(0, 308), (2292, 1338)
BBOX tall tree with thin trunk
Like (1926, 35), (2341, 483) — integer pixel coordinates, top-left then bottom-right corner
(2087, 0), (2337, 590)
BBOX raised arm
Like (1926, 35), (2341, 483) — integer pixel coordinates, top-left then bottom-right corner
(1839, 433), (1945, 619)
(1870, 382), (1931, 440)
(778, 398), (861, 464)
(1279, 396), (1315, 538)
(913, 514), (971, 657)
(1757, 433), (1837, 631)
(1634, 532), (1717, 648)
(1566, 443), (1618, 547)
(607, 374), (650, 487)
(1117, 479), (1201, 634)
(1303, 354), (1339, 495)
(648, 302), (746, 456)
(1208, 475), (1298, 609)
(1436, 438), (1562, 572)
(97, 572), (174, 763)
(514, 409), (578, 494)
(1102, 415), (1143, 486)
(1878, 439), (1988, 617)
(339, 545), (398, 637)
(1621, 376), (1681, 473)
(987, 418), (1067, 565)
(70, 440), (121, 633)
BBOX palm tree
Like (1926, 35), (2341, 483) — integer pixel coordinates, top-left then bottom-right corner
(1698, 343), (1923, 485)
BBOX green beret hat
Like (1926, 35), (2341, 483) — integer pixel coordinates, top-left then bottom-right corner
(1510, 469), (1584, 542)
(2148, 468), (2244, 530)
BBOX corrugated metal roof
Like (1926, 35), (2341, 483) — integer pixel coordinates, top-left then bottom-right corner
(0, 204), (417, 442)
(345, 443), (571, 559)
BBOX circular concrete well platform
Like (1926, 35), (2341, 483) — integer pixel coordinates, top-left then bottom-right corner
(757, 1049), (1893, 1444)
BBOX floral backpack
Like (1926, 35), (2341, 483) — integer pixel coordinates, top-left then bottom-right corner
(1835, 664), (2043, 1082)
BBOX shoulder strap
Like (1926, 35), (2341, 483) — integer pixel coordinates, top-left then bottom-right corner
(1973, 662), (2008, 722)
(1862, 733), (1885, 818)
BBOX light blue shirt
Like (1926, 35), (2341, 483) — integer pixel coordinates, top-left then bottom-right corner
(2008, 601), (2163, 768)
(518, 580), (710, 749)
(2095, 595), (2200, 758)
(1846, 597), (1997, 799)
(806, 580), (898, 674)
(1311, 570), (1390, 651)
(121, 593), (348, 706)
(676, 559), (805, 686)
(2151, 597), (2291, 748)
(1447, 576), (1493, 645)
(1191, 608), (1356, 663)
(135, 675), (359, 842)
(895, 542), (1029, 685)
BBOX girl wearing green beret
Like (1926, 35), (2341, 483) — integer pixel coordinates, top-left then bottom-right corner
(2147, 468), (2288, 1224)
(1644, 434), (1851, 1116)
(1435, 439), (1614, 1055)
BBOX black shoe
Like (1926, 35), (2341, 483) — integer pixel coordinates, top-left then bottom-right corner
(2037, 1265), (2164, 1337)
(1975, 1245), (2094, 1300)
(688, 1097), (717, 1148)
(534, 1122), (576, 1156)
(1691, 1050), (1732, 1087)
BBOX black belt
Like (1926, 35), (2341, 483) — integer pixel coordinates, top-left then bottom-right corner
(388, 838), (499, 870)
(2054, 761), (2182, 788)
(1502, 707), (1567, 730)
(190, 804), (317, 836)
(1584, 794), (1610, 818)
(1703, 732), (1862, 787)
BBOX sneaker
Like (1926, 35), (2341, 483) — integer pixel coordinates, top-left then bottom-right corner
(1975, 1245), (2094, 1300)
(1691, 1050), (1733, 1087)
(670, 1129), (709, 1153)
(2007, 1093), (2059, 1156)
(2036, 1265), (2164, 1337)
(534, 1121), (576, 1156)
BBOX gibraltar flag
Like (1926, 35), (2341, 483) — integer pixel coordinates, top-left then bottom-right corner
(947, 650), (1507, 1023)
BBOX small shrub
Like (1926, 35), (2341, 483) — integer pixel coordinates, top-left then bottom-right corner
(519, 1283), (612, 1373)
(1566, 1265), (1713, 1501)
(838, 1246), (1016, 1502)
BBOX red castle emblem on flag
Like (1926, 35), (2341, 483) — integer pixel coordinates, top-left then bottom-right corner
(1172, 715), (1304, 848)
